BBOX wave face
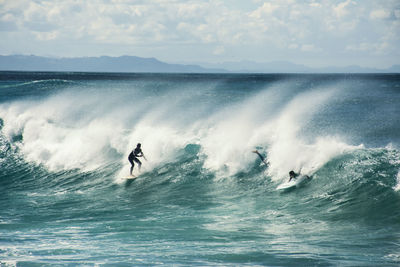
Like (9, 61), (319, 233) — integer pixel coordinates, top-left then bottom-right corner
(1, 72), (400, 266)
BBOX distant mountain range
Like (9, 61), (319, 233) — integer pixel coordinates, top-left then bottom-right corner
(0, 55), (398, 73)
(0, 55), (224, 73)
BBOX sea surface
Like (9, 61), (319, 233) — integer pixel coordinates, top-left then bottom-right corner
(0, 72), (400, 266)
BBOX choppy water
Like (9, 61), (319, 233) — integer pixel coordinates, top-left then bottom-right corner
(1, 72), (400, 266)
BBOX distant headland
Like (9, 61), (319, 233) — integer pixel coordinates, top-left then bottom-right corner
(0, 55), (398, 73)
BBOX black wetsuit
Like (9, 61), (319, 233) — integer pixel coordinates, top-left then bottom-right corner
(289, 172), (299, 182)
(128, 147), (142, 170)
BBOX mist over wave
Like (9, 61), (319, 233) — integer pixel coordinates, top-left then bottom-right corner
(0, 74), (374, 179)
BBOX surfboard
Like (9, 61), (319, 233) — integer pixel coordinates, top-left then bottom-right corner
(122, 175), (137, 180)
(277, 175), (309, 190)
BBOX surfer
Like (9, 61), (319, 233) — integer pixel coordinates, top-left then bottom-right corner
(128, 143), (145, 175)
(288, 170), (299, 182)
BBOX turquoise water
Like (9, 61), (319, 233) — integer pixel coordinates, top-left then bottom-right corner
(0, 72), (400, 266)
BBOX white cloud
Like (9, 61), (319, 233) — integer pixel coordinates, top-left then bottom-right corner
(345, 40), (392, 55)
(250, 2), (279, 19)
(301, 44), (316, 52)
(34, 31), (59, 41)
(310, 2), (322, 8)
(395, 9), (400, 19)
(370, 9), (392, 20)
(333, 0), (355, 18)
(213, 46), (225, 55)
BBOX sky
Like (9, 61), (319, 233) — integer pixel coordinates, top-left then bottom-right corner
(0, 0), (399, 68)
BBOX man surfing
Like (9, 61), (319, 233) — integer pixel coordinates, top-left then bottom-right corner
(128, 143), (146, 176)
(288, 170), (299, 182)
(288, 170), (311, 182)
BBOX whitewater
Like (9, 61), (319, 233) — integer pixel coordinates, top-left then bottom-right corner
(0, 72), (399, 266)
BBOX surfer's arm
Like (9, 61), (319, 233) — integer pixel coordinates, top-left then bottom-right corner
(136, 150), (145, 157)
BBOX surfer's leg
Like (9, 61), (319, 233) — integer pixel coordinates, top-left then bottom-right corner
(128, 157), (134, 175)
(130, 164), (134, 175)
(256, 151), (265, 162)
(134, 158), (142, 171)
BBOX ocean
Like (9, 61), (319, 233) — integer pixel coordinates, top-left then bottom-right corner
(0, 72), (399, 266)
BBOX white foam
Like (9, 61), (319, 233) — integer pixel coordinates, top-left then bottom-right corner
(0, 81), (361, 180)
(115, 122), (194, 182)
(394, 171), (400, 192)
(0, 90), (141, 171)
(263, 88), (362, 180)
(197, 83), (286, 176)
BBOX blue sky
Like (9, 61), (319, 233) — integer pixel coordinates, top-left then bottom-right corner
(1, 0), (399, 68)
